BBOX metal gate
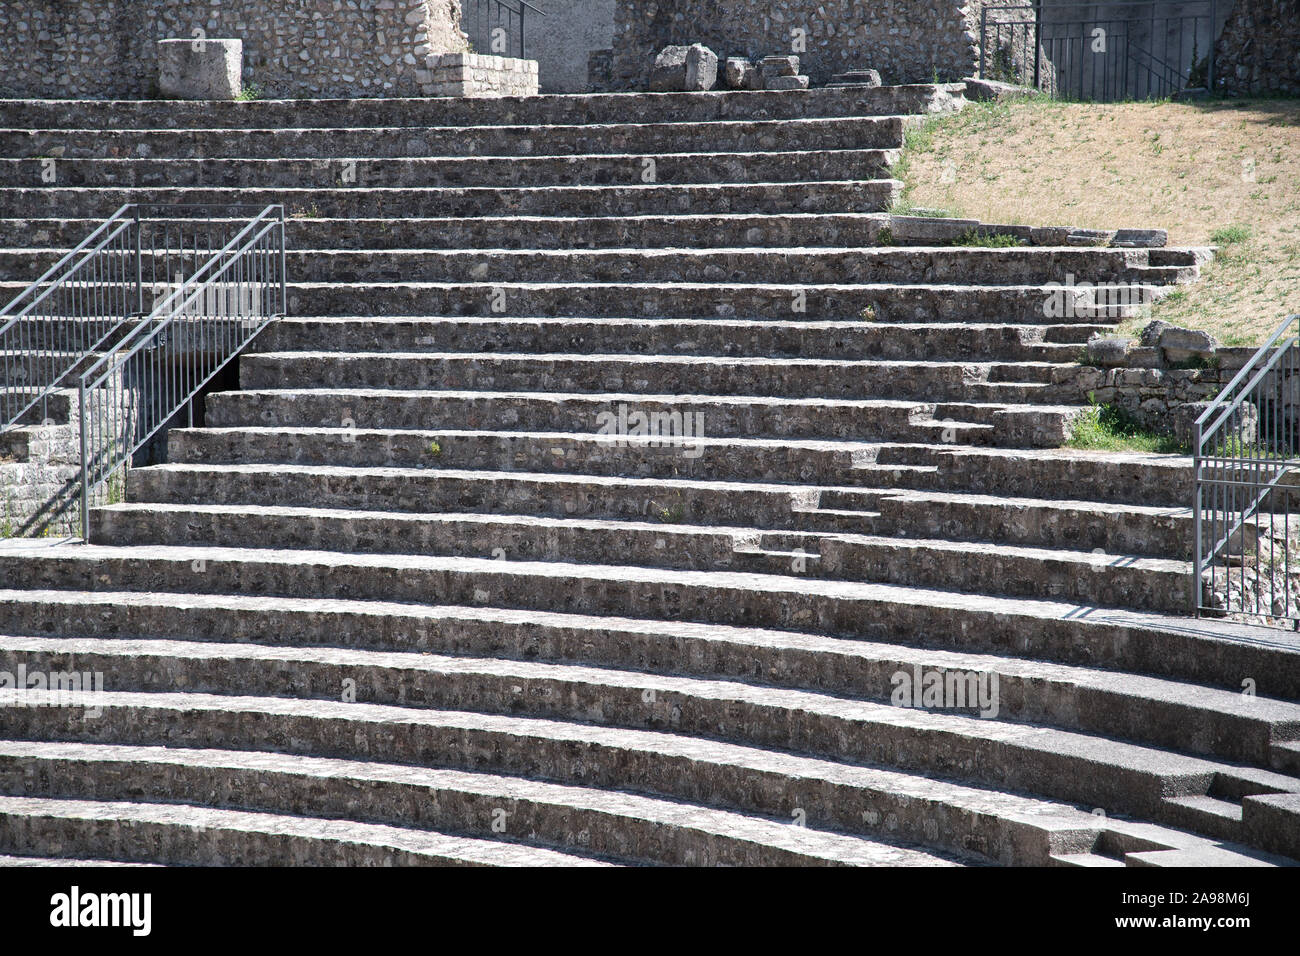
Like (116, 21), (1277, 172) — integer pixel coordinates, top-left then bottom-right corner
(980, 0), (1218, 101)
(461, 0), (545, 60)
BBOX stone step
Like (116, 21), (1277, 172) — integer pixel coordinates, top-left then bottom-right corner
(0, 180), (901, 220)
(0, 85), (960, 129)
(819, 533), (1191, 612)
(165, 428), (1189, 505)
(0, 150), (901, 190)
(0, 278), (1158, 325)
(91, 502), (825, 570)
(0, 214), (899, 252)
(273, 281), (1159, 324)
(0, 686), (1292, 847)
(2, 581), (1294, 717)
(0, 119), (908, 160)
(9, 600), (1298, 767)
(237, 351), (1063, 404)
(111, 469), (1188, 608)
(0, 853), (158, 866)
(254, 316), (1108, 360)
(0, 793), (614, 866)
(203, 388), (1075, 447)
(115, 466), (888, 534)
(0, 542), (1272, 693)
(0, 245), (1180, 288)
(0, 740), (965, 867)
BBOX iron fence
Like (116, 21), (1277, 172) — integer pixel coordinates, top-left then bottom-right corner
(76, 205), (286, 539)
(0, 204), (279, 433)
(461, 0), (545, 60)
(980, 0), (1218, 101)
(1194, 314), (1300, 624)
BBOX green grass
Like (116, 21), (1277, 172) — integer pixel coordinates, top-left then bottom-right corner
(1210, 224), (1252, 245)
(1066, 402), (1189, 454)
(954, 228), (1026, 247)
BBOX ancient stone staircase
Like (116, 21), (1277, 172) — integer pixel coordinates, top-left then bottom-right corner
(0, 83), (1298, 867)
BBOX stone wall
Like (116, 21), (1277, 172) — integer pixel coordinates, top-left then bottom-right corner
(1214, 0), (1300, 95)
(423, 52), (539, 96)
(606, 0), (982, 90)
(525, 0), (615, 93)
(0, 0), (470, 99)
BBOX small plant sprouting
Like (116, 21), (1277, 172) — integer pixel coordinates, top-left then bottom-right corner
(954, 228), (1025, 248)
(236, 83), (264, 102)
(861, 304), (877, 322)
(428, 440), (442, 456)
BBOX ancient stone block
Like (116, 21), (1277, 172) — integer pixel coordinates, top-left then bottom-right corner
(684, 44), (719, 91)
(725, 57), (759, 90)
(760, 55), (800, 78)
(765, 75), (809, 91)
(649, 45), (690, 91)
(1087, 335), (1131, 367)
(1159, 327), (1217, 364)
(157, 38), (243, 100)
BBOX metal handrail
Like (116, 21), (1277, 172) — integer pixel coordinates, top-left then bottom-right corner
(1193, 313), (1300, 621)
(76, 204), (287, 540)
(1, 204), (275, 434)
(462, 0), (546, 59)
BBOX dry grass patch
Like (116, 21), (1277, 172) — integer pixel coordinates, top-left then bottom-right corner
(897, 97), (1300, 346)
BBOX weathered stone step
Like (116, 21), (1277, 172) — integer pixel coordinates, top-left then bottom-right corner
(4, 581), (1295, 713)
(0, 853), (158, 866)
(2, 686), (1292, 846)
(0, 85), (960, 129)
(272, 281), (1158, 324)
(0, 181), (900, 220)
(203, 388), (1072, 447)
(888, 445), (1194, 505)
(116, 466), (885, 535)
(0, 793), (614, 866)
(92, 501), (825, 571)
(871, 490), (1192, 558)
(254, 316), (1107, 359)
(820, 534), (1190, 612)
(237, 351), (1061, 403)
(6, 624), (1296, 767)
(0, 740), (963, 867)
(0, 245), (1184, 291)
(0, 116), (909, 159)
(0, 278), (1156, 325)
(0, 150), (900, 191)
(166, 428), (1185, 506)
(0, 214), (896, 252)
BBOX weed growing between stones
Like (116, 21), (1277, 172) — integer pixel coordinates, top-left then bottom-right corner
(954, 228), (1025, 247)
(1067, 401), (1189, 453)
(236, 83), (264, 101)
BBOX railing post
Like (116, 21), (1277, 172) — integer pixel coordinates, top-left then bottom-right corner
(1193, 417), (1203, 616)
(79, 380), (90, 543)
(1206, 0), (1216, 92)
(279, 206), (288, 316)
(133, 205), (144, 318)
(1033, 0), (1041, 90)
(980, 7), (987, 78)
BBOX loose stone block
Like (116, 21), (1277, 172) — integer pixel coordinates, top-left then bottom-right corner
(761, 55), (800, 78)
(725, 57), (759, 90)
(649, 45), (690, 91)
(157, 38), (243, 101)
(684, 44), (719, 91)
(1159, 327), (1217, 364)
(765, 75), (810, 91)
(1087, 335), (1131, 368)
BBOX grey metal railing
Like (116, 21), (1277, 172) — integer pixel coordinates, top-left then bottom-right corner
(461, 0), (545, 59)
(76, 205), (286, 540)
(1, 204), (279, 434)
(1194, 314), (1300, 623)
(979, 0), (1216, 101)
